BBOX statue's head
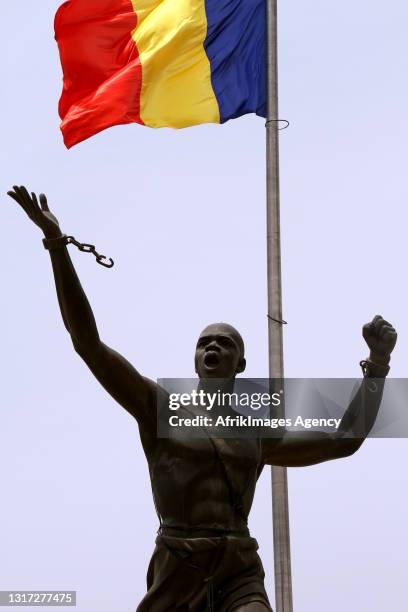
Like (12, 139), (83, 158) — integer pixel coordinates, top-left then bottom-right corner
(195, 323), (246, 379)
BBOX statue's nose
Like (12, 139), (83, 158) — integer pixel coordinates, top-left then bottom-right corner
(206, 340), (220, 351)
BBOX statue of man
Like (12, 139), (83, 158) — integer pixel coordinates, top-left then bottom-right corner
(7, 185), (397, 612)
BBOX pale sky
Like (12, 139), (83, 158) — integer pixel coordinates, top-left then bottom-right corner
(1, 1), (407, 611)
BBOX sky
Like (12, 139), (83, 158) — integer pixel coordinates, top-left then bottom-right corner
(1, 1), (408, 611)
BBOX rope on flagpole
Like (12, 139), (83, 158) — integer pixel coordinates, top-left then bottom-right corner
(265, 119), (290, 130)
(267, 314), (288, 326)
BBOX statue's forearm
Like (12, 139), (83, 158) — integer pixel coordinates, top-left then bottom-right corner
(335, 376), (385, 446)
(47, 245), (100, 352)
(262, 377), (386, 467)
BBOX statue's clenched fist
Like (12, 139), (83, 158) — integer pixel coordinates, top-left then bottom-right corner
(363, 315), (397, 365)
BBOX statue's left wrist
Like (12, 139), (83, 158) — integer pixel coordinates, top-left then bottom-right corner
(369, 351), (390, 366)
(360, 356), (390, 378)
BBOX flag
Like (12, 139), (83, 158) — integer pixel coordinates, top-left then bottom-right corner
(55, 0), (266, 148)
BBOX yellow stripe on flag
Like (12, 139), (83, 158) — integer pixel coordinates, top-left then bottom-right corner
(130, 0), (220, 128)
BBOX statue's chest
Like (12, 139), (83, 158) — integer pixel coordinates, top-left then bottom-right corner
(152, 435), (261, 486)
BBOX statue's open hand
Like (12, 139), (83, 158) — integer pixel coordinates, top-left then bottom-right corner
(7, 186), (61, 239)
(363, 315), (397, 364)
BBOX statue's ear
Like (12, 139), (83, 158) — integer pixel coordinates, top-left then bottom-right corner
(236, 357), (246, 374)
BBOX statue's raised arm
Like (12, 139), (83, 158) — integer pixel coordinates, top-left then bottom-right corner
(261, 315), (397, 467)
(7, 186), (156, 450)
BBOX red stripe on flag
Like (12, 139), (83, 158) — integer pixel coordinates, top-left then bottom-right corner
(55, 0), (143, 148)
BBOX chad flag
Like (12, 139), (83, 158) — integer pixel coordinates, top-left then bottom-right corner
(55, 0), (266, 148)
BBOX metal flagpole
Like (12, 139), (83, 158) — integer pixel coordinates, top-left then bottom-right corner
(266, 1), (294, 611)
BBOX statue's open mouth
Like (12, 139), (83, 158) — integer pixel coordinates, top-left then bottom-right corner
(204, 351), (220, 368)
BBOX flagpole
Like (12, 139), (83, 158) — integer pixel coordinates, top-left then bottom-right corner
(266, 1), (293, 611)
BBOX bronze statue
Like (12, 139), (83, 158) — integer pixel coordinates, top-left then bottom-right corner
(7, 185), (397, 612)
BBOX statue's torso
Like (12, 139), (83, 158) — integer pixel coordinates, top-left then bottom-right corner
(146, 432), (263, 532)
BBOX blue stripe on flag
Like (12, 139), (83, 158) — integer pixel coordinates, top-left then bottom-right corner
(204, 0), (267, 123)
